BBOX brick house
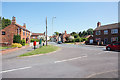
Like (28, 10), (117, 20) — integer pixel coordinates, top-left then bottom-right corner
(88, 22), (120, 45)
(0, 16), (31, 46)
(60, 31), (70, 42)
(31, 32), (45, 39)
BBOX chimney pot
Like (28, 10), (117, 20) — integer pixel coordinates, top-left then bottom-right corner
(12, 16), (16, 24)
(97, 22), (101, 27)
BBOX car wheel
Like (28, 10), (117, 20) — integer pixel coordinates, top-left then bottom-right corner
(106, 47), (111, 51)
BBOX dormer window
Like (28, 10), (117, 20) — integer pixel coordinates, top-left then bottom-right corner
(2, 31), (5, 35)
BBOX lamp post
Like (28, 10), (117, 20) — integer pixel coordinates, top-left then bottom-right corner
(52, 16), (56, 42)
(46, 16), (47, 46)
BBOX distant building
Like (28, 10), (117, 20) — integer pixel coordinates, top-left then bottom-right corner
(88, 22), (120, 45)
(0, 16), (30, 46)
(31, 32), (45, 39)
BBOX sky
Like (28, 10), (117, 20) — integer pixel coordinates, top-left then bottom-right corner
(2, 2), (118, 36)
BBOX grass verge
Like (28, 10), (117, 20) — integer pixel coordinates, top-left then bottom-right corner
(0, 46), (12, 50)
(19, 45), (60, 57)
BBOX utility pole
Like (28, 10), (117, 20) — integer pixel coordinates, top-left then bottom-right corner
(46, 16), (47, 46)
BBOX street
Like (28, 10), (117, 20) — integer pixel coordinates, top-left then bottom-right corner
(2, 43), (118, 78)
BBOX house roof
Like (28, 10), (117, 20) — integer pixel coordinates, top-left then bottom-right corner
(15, 24), (30, 32)
(31, 33), (45, 36)
(94, 23), (119, 31)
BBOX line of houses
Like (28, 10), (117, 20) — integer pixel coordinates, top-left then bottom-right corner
(0, 16), (119, 46)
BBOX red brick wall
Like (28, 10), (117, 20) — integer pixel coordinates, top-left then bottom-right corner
(1, 24), (31, 45)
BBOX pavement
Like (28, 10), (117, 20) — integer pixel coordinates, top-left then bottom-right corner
(2, 42), (119, 78)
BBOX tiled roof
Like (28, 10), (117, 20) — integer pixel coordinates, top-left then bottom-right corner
(31, 33), (45, 36)
(94, 23), (119, 31)
(15, 24), (30, 32)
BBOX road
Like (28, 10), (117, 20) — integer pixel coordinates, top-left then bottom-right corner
(2, 42), (118, 78)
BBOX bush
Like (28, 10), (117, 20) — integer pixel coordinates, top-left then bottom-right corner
(13, 35), (21, 43)
(81, 38), (88, 42)
(30, 39), (39, 42)
(21, 39), (26, 46)
(74, 34), (79, 38)
(74, 38), (81, 42)
(72, 39), (75, 43)
(12, 43), (22, 48)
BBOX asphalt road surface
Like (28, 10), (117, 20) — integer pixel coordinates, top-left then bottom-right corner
(2, 42), (119, 78)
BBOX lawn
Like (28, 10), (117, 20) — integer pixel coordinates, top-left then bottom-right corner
(0, 46), (12, 50)
(19, 45), (60, 57)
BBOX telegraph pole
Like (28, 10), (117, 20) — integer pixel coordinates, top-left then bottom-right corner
(46, 16), (47, 46)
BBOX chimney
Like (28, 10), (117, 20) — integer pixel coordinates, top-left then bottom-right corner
(23, 23), (26, 28)
(65, 30), (67, 34)
(12, 16), (16, 24)
(97, 22), (101, 27)
(44, 32), (45, 36)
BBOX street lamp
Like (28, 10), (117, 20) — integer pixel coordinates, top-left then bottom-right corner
(52, 16), (56, 42)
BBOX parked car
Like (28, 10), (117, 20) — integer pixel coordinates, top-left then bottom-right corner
(106, 42), (120, 51)
(58, 41), (62, 44)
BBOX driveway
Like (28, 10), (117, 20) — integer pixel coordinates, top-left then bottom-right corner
(2, 42), (118, 78)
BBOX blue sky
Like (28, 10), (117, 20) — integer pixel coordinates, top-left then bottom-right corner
(2, 2), (118, 36)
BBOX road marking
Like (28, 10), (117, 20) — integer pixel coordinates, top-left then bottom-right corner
(86, 70), (118, 78)
(0, 66), (32, 74)
(54, 55), (87, 63)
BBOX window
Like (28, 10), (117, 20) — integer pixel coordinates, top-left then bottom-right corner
(26, 32), (27, 36)
(2, 31), (5, 35)
(111, 29), (118, 34)
(33, 36), (35, 39)
(96, 31), (101, 35)
(111, 37), (118, 42)
(23, 30), (25, 36)
(104, 30), (108, 34)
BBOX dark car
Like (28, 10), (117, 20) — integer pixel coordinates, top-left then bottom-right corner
(58, 41), (62, 44)
(106, 42), (120, 51)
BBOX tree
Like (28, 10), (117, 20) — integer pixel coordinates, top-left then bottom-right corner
(54, 32), (59, 36)
(87, 28), (93, 35)
(70, 32), (77, 36)
(13, 35), (21, 43)
(2, 17), (11, 29)
(74, 34), (79, 38)
(78, 31), (82, 37)
(81, 30), (88, 37)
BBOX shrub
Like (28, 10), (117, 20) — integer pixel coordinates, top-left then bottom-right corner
(72, 39), (75, 43)
(12, 43), (22, 48)
(75, 38), (81, 42)
(74, 34), (79, 38)
(13, 35), (21, 43)
(21, 39), (26, 46)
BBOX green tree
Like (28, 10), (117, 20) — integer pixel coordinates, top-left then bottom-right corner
(70, 32), (77, 36)
(13, 35), (21, 43)
(2, 17), (11, 29)
(81, 30), (88, 37)
(74, 34), (79, 38)
(54, 32), (59, 36)
(87, 28), (93, 35)
(78, 31), (82, 37)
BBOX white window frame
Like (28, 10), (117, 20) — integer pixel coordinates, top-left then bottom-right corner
(111, 29), (118, 34)
(96, 30), (101, 35)
(104, 30), (108, 35)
